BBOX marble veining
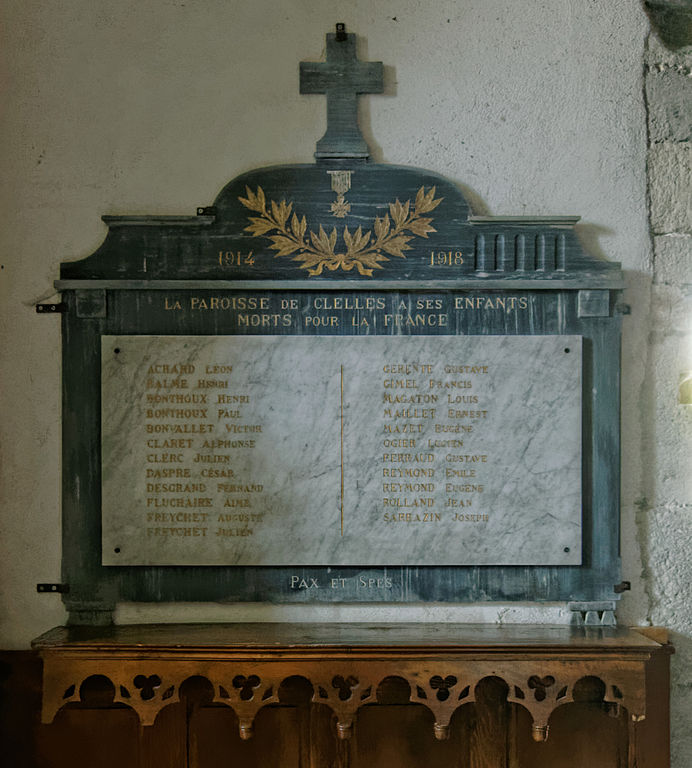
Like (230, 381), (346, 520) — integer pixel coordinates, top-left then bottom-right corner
(101, 335), (582, 566)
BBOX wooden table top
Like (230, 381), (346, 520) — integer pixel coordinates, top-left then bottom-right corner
(32, 623), (664, 655)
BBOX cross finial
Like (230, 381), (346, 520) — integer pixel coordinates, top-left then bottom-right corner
(300, 24), (384, 161)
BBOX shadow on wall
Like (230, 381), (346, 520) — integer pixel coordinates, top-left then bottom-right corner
(573, 223), (615, 263)
(643, 1), (692, 49)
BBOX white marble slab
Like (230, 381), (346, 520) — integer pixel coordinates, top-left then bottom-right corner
(101, 334), (582, 566)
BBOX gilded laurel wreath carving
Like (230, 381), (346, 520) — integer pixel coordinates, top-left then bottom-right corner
(238, 185), (443, 276)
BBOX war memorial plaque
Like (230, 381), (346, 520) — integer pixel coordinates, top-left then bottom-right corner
(102, 334), (582, 566)
(52, 27), (624, 621)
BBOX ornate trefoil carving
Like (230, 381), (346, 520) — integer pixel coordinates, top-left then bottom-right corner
(40, 659), (649, 746)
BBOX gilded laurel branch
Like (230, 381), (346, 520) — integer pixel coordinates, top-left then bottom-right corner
(238, 185), (443, 276)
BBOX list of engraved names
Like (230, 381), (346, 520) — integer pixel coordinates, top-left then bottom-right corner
(144, 363), (263, 542)
(381, 362), (489, 525)
(102, 335), (582, 566)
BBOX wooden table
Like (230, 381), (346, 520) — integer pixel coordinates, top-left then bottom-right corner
(33, 623), (671, 767)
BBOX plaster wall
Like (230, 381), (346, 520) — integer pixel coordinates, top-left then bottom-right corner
(0, 0), (688, 760)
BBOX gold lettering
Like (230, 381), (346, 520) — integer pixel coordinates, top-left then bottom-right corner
(238, 313), (292, 327)
(304, 315), (339, 327)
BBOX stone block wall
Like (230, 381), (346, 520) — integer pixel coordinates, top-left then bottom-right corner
(641, 28), (692, 766)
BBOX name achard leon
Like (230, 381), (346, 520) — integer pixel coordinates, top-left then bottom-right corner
(163, 294), (531, 327)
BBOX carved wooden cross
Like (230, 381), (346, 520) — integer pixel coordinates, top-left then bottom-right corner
(300, 25), (384, 160)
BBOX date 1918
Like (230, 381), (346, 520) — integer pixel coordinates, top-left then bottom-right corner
(430, 250), (464, 267)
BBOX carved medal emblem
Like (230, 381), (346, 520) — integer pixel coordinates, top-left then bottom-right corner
(327, 170), (352, 218)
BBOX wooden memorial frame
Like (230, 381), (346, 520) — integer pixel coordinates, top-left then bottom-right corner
(29, 27), (672, 768)
(51, 28), (624, 626)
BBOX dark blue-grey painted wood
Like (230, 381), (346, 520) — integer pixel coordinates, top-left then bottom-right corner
(59, 285), (622, 618)
(300, 29), (383, 159)
(55, 277), (623, 291)
(61, 164), (620, 285)
(55, 28), (623, 620)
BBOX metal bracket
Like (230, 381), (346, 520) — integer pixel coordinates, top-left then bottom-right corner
(614, 581), (631, 594)
(197, 206), (217, 216)
(568, 601), (617, 626)
(37, 583), (70, 594)
(36, 303), (67, 314)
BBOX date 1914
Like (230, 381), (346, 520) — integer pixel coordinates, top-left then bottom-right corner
(219, 250), (255, 267)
